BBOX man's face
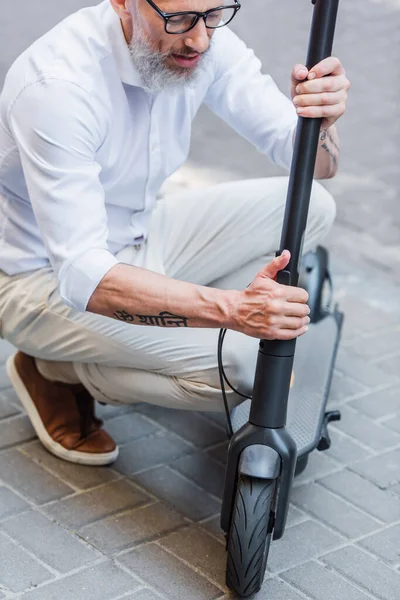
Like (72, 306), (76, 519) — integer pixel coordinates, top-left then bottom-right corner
(117, 0), (223, 91)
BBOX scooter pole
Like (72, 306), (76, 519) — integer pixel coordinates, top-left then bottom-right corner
(220, 0), (341, 540)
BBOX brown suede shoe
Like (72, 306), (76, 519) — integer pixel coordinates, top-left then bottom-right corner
(6, 351), (118, 466)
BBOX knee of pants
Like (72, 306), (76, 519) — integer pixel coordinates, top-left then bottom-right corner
(308, 181), (337, 238)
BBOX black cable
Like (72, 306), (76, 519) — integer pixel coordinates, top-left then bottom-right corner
(218, 328), (252, 439)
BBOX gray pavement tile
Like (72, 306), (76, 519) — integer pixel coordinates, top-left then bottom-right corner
(1, 510), (100, 573)
(102, 412), (159, 446)
(0, 415), (36, 450)
(335, 347), (399, 388)
(282, 561), (372, 600)
(0, 364), (11, 391)
(118, 543), (221, 600)
(160, 525), (226, 587)
(320, 469), (400, 522)
(0, 340), (15, 363)
(256, 578), (305, 600)
(0, 485), (30, 521)
(344, 328), (400, 361)
(0, 449), (74, 505)
(81, 502), (185, 553)
(126, 591), (163, 600)
(21, 561), (140, 600)
(135, 405), (227, 448)
(328, 370), (369, 406)
(291, 483), (381, 538)
(267, 520), (344, 574)
(171, 453), (226, 499)
(334, 406), (400, 451)
(373, 353), (400, 378)
(199, 515), (225, 543)
(206, 442), (229, 465)
(350, 448), (400, 489)
(349, 386), (400, 420)
(0, 392), (20, 419)
(322, 545), (400, 600)
(95, 403), (138, 421)
(285, 504), (309, 529)
(113, 431), (194, 476)
(358, 524), (400, 566)
(384, 414), (400, 434)
(133, 466), (221, 522)
(0, 532), (52, 592)
(43, 480), (149, 530)
(325, 428), (373, 465)
(292, 451), (341, 487)
(21, 441), (120, 490)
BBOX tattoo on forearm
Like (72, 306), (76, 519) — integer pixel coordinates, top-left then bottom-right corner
(113, 310), (189, 327)
(320, 129), (338, 167)
(327, 129), (340, 152)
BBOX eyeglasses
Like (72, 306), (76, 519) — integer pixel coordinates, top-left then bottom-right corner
(143, 0), (241, 35)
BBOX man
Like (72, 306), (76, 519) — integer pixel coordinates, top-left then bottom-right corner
(0, 0), (350, 466)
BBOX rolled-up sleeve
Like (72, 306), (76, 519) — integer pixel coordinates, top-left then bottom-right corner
(8, 79), (119, 311)
(205, 28), (298, 170)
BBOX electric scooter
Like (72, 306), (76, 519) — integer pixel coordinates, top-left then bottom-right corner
(219, 0), (343, 595)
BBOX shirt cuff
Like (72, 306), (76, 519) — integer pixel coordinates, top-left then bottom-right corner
(58, 248), (120, 311)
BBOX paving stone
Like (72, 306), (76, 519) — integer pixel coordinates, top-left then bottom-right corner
(113, 431), (194, 476)
(320, 469), (400, 522)
(358, 524), (400, 565)
(0, 449), (74, 504)
(384, 414), (400, 434)
(102, 413), (159, 446)
(200, 515), (225, 543)
(1, 510), (100, 573)
(282, 561), (372, 600)
(0, 415), (36, 449)
(44, 480), (149, 530)
(160, 525), (226, 586)
(0, 532), (52, 592)
(349, 386), (400, 419)
(292, 451), (341, 487)
(256, 578), (305, 600)
(267, 520), (344, 573)
(21, 561), (140, 600)
(81, 502), (185, 553)
(22, 441), (120, 490)
(345, 328), (400, 362)
(334, 406), (400, 451)
(0, 340), (15, 363)
(285, 504), (309, 529)
(133, 466), (221, 522)
(322, 545), (400, 600)
(291, 483), (380, 538)
(118, 543), (221, 600)
(0, 485), (30, 521)
(328, 371), (369, 406)
(171, 453), (226, 499)
(374, 353), (400, 378)
(206, 442), (229, 465)
(95, 402), (137, 421)
(135, 404), (227, 448)
(351, 448), (400, 488)
(325, 428), (373, 464)
(0, 393), (20, 419)
(335, 347), (398, 388)
(127, 591), (163, 600)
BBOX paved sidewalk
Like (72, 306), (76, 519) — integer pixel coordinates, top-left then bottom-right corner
(1, 0), (399, 599)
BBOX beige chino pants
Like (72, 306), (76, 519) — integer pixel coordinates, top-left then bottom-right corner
(0, 178), (336, 412)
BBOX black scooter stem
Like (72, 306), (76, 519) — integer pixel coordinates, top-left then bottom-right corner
(279, 0), (340, 285)
(249, 0), (340, 429)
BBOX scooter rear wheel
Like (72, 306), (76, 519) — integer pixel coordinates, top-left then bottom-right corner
(226, 475), (276, 597)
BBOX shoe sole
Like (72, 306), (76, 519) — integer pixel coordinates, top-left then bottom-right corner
(6, 354), (119, 466)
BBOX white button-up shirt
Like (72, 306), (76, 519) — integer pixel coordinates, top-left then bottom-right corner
(0, 0), (297, 312)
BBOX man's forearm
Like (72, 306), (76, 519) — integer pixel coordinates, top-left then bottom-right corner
(87, 263), (236, 329)
(292, 124), (340, 179)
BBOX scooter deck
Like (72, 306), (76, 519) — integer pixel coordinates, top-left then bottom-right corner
(230, 312), (342, 458)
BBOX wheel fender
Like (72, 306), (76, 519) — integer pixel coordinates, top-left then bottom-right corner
(239, 445), (281, 480)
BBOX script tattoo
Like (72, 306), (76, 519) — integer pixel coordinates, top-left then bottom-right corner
(113, 310), (135, 322)
(113, 310), (188, 327)
(320, 129), (338, 167)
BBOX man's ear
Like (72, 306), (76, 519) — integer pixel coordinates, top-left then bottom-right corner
(109, 0), (131, 18)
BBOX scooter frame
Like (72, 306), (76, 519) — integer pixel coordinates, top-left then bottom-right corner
(221, 0), (341, 541)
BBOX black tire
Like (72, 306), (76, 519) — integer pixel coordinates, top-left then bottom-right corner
(226, 475), (276, 597)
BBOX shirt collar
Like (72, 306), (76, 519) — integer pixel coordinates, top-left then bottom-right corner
(104, 2), (144, 88)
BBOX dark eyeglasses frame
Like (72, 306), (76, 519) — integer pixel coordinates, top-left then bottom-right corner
(143, 0), (242, 35)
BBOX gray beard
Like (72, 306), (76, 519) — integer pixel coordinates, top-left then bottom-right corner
(128, 28), (211, 92)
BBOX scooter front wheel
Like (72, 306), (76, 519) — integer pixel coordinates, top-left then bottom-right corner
(226, 475), (276, 597)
